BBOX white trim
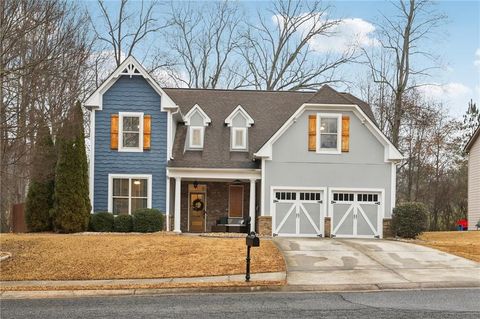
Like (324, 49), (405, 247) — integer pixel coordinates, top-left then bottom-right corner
(316, 113), (342, 154)
(249, 179), (256, 232)
(188, 126), (205, 149)
(167, 110), (172, 160)
(183, 104), (211, 126)
(174, 177), (182, 232)
(108, 174), (152, 215)
(167, 167), (261, 180)
(84, 56), (177, 111)
(328, 187), (384, 239)
(225, 105), (254, 127)
(254, 103), (403, 162)
(391, 162), (397, 215)
(166, 177), (170, 231)
(89, 110), (95, 213)
(260, 158), (266, 216)
(228, 184), (244, 218)
(118, 112), (144, 152)
(231, 127), (247, 150)
(271, 186), (327, 237)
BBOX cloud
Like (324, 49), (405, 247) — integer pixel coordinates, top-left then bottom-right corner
(418, 82), (473, 116)
(475, 48), (480, 68)
(309, 18), (379, 53)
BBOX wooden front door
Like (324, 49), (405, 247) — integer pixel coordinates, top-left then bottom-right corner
(189, 192), (205, 232)
(229, 185), (244, 217)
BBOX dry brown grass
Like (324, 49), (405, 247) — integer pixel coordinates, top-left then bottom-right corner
(0, 280), (285, 292)
(0, 233), (285, 281)
(414, 231), (480, 263)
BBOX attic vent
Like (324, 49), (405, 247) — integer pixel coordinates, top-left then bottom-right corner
(120, 63), (141, 78)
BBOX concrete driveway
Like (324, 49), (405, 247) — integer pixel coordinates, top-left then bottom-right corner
(274, 238), (480, 290)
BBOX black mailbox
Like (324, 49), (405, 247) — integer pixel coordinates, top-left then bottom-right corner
(246, 231), (260, 247)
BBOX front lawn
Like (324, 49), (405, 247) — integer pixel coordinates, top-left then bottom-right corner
(414, 231), (480, 263)
(0, 233), (285, 281)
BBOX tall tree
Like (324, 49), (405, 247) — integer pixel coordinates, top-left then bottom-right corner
(164, 0), (242, 88)
(0, 0), (91, 229)
(91, 0), (164, 67)
(52, 102), (91, 233)
(462, 99), (480, 144)
(238, 0), (355, 90)
(25, 117), (56, 231)
(363, 0), (446, 146)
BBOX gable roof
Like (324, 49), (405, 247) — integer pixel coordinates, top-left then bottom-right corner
(84, 56), (176, 111)
(465, 126), (480, 153)
(163, 86), (389, 168)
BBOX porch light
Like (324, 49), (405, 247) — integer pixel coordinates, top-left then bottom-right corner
(193, 180), (198, 189)
(133, 180), (141, 185)
(233, 179), (242, 184)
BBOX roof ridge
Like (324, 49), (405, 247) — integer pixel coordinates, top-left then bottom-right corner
(162, 87), (316, 94)
(306, 84), (354, 105)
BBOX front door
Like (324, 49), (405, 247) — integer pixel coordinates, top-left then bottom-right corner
(189, 192), (205, 232)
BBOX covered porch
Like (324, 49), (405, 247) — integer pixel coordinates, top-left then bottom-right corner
(166, 168), (261, 233)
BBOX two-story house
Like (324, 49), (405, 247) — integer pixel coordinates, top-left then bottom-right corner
(85, 56), (403, 238)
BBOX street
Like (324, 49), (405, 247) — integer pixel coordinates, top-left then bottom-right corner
(1, 288), (479, 319)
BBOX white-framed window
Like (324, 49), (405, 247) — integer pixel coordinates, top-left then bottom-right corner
(119, 112), (143, 152)
(231, 127), (247, 150)
(108, 174), (152, 215)
(188, 126), (204, 149)
(317, 113), (342, 154)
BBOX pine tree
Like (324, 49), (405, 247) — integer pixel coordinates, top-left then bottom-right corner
(52, 101), (91, 233)
(25, 117), (56, 231)
(463, 99), (480, 144)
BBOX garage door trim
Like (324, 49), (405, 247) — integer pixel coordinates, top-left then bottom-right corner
(271, 186), (327, 237)
(328, 187), (385, 239)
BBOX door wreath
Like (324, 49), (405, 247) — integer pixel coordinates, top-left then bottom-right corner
(192, 198), (204, 211)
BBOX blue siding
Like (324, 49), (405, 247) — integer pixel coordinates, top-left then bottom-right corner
(93, 76), (167, 212)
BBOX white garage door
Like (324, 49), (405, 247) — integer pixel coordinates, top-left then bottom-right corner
(272, 189), (325, 237)
(330, 190), (383, 238)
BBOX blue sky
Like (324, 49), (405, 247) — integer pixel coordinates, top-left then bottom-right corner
(87, 0), (480, 118)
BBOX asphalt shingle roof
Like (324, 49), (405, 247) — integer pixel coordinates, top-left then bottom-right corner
(163, 85), (375, 169)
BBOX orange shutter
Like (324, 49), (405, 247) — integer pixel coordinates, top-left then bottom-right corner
(342, 115), (350, 152)
(143, 115), (151, 150)
(308, 115), (317, 151)
(110, 114), (119, 150)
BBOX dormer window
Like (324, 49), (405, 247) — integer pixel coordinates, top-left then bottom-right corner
(183, 104), (211, 151)
(232, 127), (247, 150)
(189, 126), (204, 149)
(225, 105), (254, 152)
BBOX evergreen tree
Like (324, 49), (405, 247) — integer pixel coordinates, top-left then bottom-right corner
(25, 117), (56, 231)
(52, 101), (91, 233)
(463, 99), (480, 144)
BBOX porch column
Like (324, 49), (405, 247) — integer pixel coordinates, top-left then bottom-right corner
(174, 177), (182, 233)
(165, 177), (170, 231)
(249, 179), (256, 233)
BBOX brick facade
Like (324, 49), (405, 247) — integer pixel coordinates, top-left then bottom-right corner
(383, 218), (393, 238)
(256, 216), (272, 236)
(324, 217), (331, 237)
(179, 181), (251, 232)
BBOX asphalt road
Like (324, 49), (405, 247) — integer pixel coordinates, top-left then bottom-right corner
(1, 289), (479, 319)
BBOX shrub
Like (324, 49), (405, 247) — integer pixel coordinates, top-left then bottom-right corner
(392, 202), (428, 238)
(132, 208), (163, 233)
(114, 214), (133, 232)
(90, 212), (114, 232)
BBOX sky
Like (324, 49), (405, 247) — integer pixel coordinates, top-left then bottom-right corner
(87, 0), (480, 118)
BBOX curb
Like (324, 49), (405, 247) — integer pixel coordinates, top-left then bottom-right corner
(2, 281), (479, 300)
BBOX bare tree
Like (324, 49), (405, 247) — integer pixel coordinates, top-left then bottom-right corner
(363, 0), (446, 147)
(237, 0), (355, 91)
(91, 0), (164, 67)
(1, 0), (91, 230)
(163, 1), (243, 89)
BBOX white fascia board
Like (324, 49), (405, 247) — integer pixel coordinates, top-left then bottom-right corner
(84, 56), (178, 112)
(166, 167), (261, 180)
(254, 103), (404, 162)
(225, 105), (254, 127)
(183, 104), (211, 126)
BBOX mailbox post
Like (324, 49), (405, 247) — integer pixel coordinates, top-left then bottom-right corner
(245, 231), (260, 282)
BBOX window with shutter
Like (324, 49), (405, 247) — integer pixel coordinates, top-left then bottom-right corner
(111, 114), (119, 150)
(308, 115), (316, 151)
(143, 115), (151, 150)
(118, 112), (144, 152)
(342, 115), (350, 152)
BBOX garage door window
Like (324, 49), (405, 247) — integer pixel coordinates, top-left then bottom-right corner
(275, 191), (296, 201)
(299, 192), (322, 201)
(333, 193), (354, 202)
(357, 193), (378, 202)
